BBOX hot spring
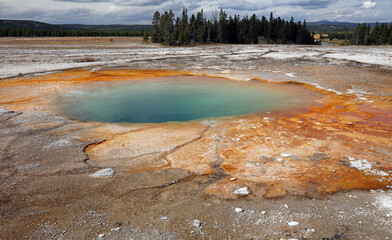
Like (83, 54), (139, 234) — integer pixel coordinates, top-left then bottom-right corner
(56, 76), (320, 123)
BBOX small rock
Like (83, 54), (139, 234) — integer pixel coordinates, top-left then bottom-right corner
(276, 158), (285, 163)
(284, 204), (288, 208)
(280, 153), (292, 157)
(265, 137), (271, 140)
(111, 227), (121, 231)
(230, 177), (237, 181)
(288, 221), (299, 226)
(261, 211), (266, 215)
(160, 216), (168, 220)
(192, 219), (203, 228)
(235, 208), (243, 213)
(90, 168), (115, 178)
(233, 187), (250, 196)
(98, 233), (105, 238)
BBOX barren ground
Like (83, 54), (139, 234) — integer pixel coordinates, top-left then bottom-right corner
(0, 37), (392, 239)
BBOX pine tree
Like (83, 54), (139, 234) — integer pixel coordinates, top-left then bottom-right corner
(172, 17), (180, 45)
(217, 9), (228, 43)
(365, 24), (371, 45)
(168, 10), (175, 45)
(352, 24), (361, 45)
(389, 31), (392, 45)
(151, 11), (160, 43)
(196, 9), (205, 43)
(249, 14), (258, 44)
(296, 21), (303, 44)
(260, 16), (267, 39)
(370, 22), (381, 45)
(206, 20), (211, 43)
(238, 15), (249, 43)
(389, 23), (392, 45)
(380, 23), (389, 44)
(268, 12), (276, 43)
(302, 20), (311, 44)
(143, 31), (149, 42)
(178, 7), (189, 45)
(288, 17), (297, 43)
(158, 10), (175, 45)
(189, 14), (196, 43)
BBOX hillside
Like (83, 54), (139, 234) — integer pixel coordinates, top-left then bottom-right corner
(0, 20), (152, 32)
(0, 20), (59, 30)
(307, 20), (382, 31)
(60, 24), (151, 31)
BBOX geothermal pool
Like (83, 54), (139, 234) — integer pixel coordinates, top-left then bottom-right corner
(56, 76), (319, 123)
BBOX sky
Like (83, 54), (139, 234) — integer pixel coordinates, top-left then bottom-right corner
(0, 0), (391, 25)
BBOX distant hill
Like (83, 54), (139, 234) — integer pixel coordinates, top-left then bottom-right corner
(0, 20), (152, 32)
(60, 24), (152, 32)
(307, 20), (384, 31)
(0, 20), (59, 30)
(308, 20), (357, 26)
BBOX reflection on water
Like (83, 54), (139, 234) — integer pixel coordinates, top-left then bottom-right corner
(56, 76), (319, 123)
(321, 41), (335, 46)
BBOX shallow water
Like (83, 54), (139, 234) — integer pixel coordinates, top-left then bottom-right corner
(56, 76), (319, 123)
(321, 41), (335, 46)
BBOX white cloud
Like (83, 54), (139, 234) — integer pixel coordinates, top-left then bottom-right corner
(0, 0), (390, 24)
(362, 1), (376, 9)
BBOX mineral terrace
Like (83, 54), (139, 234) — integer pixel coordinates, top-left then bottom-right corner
(0, 37), (392, 239)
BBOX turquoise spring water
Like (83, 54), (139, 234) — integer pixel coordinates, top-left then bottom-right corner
(56, 76), (315, 123)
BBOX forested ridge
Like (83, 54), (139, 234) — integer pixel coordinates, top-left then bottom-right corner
(0, 28), (144, 37)
(150, 8), (316, 45)
(1, 16), (391, 46)
(0, 20), (149, 37)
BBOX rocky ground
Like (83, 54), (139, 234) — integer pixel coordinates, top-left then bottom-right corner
(0, 37), (392, 239)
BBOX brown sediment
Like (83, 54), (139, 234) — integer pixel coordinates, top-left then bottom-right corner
(0, 36), (146, 47)
(1, 68), (391, 199)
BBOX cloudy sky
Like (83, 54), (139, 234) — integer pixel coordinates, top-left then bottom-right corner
(0, 0), (390, 24)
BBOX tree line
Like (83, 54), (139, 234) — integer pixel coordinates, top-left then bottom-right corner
(150, 8), (316, 45)
(351, 22), (392, 45)
(0, 28), (144, 37)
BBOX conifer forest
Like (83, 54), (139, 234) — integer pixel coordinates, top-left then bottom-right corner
(151, 8), (316, 45)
